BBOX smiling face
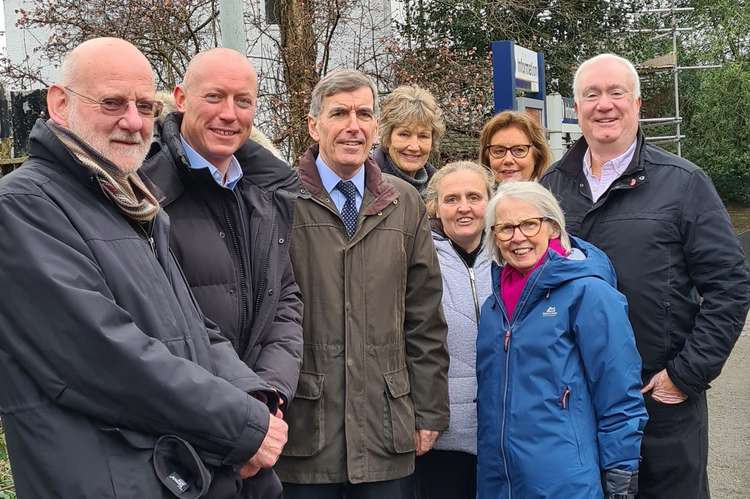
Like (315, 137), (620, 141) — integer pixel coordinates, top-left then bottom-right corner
(175, 49), (257, 173)
(494, 197), (558, 274)
(387, 123), (433, 177)
(575, 57), (641, 157)
(436, 170), (489, 252)
(307, 86), (378, 179)
(54, 39), (156, 174)
(488, 126), (536, 183)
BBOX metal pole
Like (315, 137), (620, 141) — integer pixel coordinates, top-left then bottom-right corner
(219, 0), (247, 53)
(672, 0), (681, 156)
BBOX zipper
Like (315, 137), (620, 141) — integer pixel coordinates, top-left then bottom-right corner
(559, 386), (571, 409)
(447, 240), (481, 323)
(225, 192), (250, 351)
(468, 267), (480, 323)
(136, 221), (156, 256)
(496, 263), (547, 497)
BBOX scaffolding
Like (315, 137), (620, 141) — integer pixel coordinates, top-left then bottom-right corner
(631, 2), (720, 156)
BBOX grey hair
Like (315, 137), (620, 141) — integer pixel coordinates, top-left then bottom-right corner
(309, 69), (379, 117)
(484, 181), (571, 265)
(573, 53), (641, 102)
(424, 160), (495, 218)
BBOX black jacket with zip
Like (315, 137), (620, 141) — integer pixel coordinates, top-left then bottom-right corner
(541, 131), (750, 399)
(141, 112), (304, 406)
(0, 119), (275, 498)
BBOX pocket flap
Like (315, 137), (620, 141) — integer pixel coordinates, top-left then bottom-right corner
(384, 367), (411, 398)
(294, 371), (324, 400)
(101, 427), (157, 449)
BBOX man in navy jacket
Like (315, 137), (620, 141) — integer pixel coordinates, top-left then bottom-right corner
(542, 53), (750, 499)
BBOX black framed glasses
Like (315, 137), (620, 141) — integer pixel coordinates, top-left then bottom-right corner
(485, 144), (532, 159)
(64, 86), (163, 118)
(491, 217), (550, 241)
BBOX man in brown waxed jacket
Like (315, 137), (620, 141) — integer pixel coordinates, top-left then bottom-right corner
(276, 69), (450, 499)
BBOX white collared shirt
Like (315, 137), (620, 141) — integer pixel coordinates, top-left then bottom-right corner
(180, 135), (243, 190)
(582, 140), (637, 202)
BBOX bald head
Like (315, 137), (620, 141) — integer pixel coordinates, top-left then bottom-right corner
(60, 37), (154, 89)
(182, 48), (257, 90)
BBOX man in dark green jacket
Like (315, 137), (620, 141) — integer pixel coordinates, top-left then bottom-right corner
(277, 69), (450, 499)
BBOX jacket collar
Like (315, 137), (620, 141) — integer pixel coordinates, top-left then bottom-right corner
(143, 112), (301, 206)
(28, 119), (104, 189)
(559, 129), (647, 178)
(555, 129), (649, 193)
(298, 144), (399, 214)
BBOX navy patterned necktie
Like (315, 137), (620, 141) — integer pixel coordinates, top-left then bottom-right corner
(336, 180), (358, 239)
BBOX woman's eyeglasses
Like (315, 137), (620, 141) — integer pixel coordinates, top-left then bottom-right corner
(485, 144), (532, 159)
(491, 217), (549, 241)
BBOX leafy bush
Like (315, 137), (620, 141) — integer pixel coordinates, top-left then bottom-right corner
(682, 62), (750, 203)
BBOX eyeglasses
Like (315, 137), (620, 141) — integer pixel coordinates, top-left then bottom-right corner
(491, 217), (549, 241)
(64, 87), (163, 118)
(485, 144), (532, 159)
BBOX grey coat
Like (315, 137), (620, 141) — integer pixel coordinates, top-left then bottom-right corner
(431, 228), (492, 455)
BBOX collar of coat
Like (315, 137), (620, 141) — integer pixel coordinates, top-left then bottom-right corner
(298, 143), (399, 215)
(556, 128), (647, 179)
(141, 112), (301, 207)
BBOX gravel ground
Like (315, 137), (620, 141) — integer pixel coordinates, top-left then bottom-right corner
(707, 313), (750, 498)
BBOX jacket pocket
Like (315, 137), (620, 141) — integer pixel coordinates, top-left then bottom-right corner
(282, 371), (325, 457)
(100, 427), (165, 498)
(559, 386), (583, 466)
(383, 367), (416, 454)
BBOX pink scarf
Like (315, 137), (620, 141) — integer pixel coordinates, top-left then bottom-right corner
(500, 239), (568, 321)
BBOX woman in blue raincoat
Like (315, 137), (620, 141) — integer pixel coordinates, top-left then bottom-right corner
(476, 181), (647, 499)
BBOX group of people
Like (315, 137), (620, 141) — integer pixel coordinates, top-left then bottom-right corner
(0, 36), (747, 499)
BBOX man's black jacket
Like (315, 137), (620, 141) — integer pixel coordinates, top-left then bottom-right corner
(541, 132), (750, 399)
(141, 112), (304, 406)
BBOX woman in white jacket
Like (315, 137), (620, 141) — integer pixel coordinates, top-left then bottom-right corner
(417, 161), (495, 499)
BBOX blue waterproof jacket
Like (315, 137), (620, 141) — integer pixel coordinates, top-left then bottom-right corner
(476, 236), (647, 499)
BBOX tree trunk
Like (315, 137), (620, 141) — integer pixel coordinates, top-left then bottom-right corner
(280, 0), (319, 165)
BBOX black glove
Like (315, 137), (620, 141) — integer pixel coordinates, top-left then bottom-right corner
(604, 468), (638, 499)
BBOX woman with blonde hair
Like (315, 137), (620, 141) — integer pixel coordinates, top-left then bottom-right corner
(417, 161), (495, 499)
(479, 111), (552, 183)
(373, 85), (445, 195)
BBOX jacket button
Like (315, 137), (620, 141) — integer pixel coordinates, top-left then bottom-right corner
(278, 238), (285, 244)
(268, 289), (274, 296)
(229, 288), (235, 295)
(377, 212), (382, 216)
(393, 199), (398, 205)
(347, 358), (353, 367)
(638, 175), (645, 180)
(219, 231), (225, 238)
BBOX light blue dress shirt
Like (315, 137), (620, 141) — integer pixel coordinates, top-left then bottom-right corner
(180, 135), (243, 190)
(315, 154), (365, 213)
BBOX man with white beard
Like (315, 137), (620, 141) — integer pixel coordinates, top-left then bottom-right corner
(0, 37), (287, 498)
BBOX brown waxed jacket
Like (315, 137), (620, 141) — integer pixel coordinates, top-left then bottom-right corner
(276, 144), (449, 484)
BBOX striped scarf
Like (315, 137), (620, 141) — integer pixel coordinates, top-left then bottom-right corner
(49, 120), (159, 222)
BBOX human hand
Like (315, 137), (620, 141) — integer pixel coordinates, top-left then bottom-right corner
(641, 369), (687, 404)
(242, 409), (287, 477)
(414, 429), (439, 456)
